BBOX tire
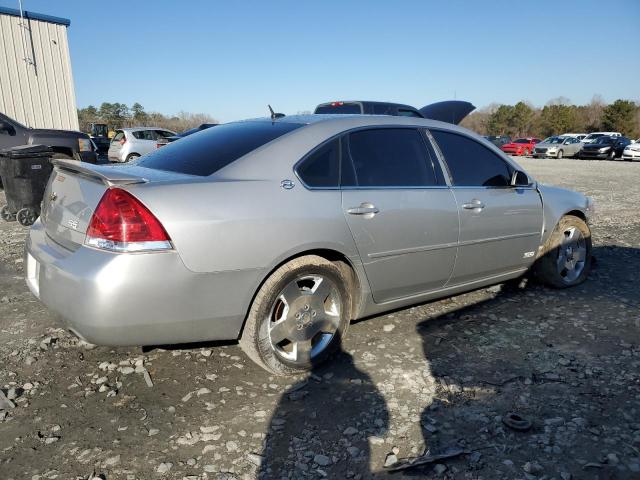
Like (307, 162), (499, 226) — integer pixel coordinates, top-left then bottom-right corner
(608, 149), (616, 160)
(557, 149), (563, 159)
(239, 255), (352, 375)
(523, 149), (529, 156)
(126, 153), (140, 162)
(533, 215), (592, 288)
(16, 207), (38, 226)
(1, 205), (16, 222)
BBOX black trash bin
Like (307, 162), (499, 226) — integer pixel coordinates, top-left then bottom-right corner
(0, 144), (54, 226)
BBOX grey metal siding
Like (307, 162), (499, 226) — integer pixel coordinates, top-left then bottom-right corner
(0, 12), (79, 130)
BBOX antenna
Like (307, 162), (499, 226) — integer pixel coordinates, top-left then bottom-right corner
(268, 105), (285, 120)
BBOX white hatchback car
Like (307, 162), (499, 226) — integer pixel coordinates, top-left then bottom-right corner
(622, 139), (640, 161)
(108, 128), (176, 163)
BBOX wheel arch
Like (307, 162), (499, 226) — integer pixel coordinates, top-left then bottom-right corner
(237, 247), (368, 340)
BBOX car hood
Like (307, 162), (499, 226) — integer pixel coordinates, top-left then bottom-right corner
(536, 143), (560, 148)
(419, 100), (475, 125)
(583, 143), (611, 149)
(624, 143), (640, 151)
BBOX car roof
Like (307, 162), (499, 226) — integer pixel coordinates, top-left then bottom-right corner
(316, 100), (418, 110)
(236, 114), (457, 129)
(120, 127), (171, 132)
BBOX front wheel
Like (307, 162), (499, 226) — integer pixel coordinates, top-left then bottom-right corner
(239, 255), (352, 375)
(1, 205), (16, 222)
(557, 149), (563, 159)
(533, 215), (592, 288)
(608, 149), (616, 160)
(16, 207), (38, 226)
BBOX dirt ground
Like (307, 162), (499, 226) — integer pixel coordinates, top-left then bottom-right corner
(1, 157), (639, 480)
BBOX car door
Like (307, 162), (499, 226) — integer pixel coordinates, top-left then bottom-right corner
(429, 129), (543, 285)
(341, 127), (459, 303)
(565, 137), (580, 156)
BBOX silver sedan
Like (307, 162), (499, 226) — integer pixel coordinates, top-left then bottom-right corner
(533, 136), (583, 158)
(25, 115), (594, 374)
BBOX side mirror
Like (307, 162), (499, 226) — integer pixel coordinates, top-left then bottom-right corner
(511, 170), (531, 187)
(0, 121), (15, 135)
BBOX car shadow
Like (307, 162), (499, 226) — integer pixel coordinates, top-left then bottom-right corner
(410, 245), (639, 478)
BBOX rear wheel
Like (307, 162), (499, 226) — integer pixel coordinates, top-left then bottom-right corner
(16, 207), (38, 226)
(126, 153), (140, 162)
(239, 255), (352, 375)
(1, 205), (16, 222)
(533, 215), (592, 288)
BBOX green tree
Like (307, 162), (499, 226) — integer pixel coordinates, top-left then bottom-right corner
(511, 101), (534, 137)
(486, 105), (514, 135)
(131, 102), (148, 125)
(539, 104), (577, 137)
(601, 99), (637, 136)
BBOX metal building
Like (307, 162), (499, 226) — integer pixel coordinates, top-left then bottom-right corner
(0, 6), (79, 131)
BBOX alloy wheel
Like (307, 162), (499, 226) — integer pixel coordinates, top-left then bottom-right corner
(556, 226), (587, 283)
(267, 275), (342, 365)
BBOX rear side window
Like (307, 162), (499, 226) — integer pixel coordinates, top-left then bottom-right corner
(342, 128), (437, 187)
(137, 121), (303, 176)
(132, 130), (155, 140)
(296, 139), (340, 187)
(155, 130), (174, 138)
(314, 103), (362, 114)
(431, 130), (512, 187)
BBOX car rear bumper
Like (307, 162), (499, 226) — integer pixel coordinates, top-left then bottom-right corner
(25, 219), (260, 346)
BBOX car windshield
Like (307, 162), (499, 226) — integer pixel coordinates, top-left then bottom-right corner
(513, 139), (530, 143)
(137, 121), (303, 176)
(585, 134), (604, 140)
(544, 137), (563, 144)
(594, 137), (613, 145)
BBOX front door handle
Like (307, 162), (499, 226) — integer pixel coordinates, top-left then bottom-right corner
(347, 203), (379, 216)
(462, 199), (485, 210)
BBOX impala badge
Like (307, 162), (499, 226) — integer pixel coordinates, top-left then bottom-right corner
(67, 219), (79, 230)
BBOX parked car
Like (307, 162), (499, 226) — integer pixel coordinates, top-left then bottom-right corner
(533, 136), (583, 158)
(500, 137), (541, 156)
(26, 114), (594, 374)
(156, 123), (218, 148)
(108, 128), (176, 162)
(579, 136), (631, 160)
(0, 112), (97, 163)
(581, 132), (621, 144)
(561, 133), (587, 141)
(622, 139), (640, 161)
(314, 100), (476, 125)
(484, 135), (512, 148)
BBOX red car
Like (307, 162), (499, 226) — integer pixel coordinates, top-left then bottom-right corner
(500, 137), (541, 156)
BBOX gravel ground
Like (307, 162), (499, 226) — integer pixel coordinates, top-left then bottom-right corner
(1, 157), (639, 480)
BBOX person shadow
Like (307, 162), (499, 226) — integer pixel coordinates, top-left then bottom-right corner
(259, 332), (389, 479)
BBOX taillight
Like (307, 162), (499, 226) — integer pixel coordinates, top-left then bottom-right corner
(85, 188), (172, 252)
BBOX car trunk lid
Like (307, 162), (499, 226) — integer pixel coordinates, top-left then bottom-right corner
(419, 100), (475, 125)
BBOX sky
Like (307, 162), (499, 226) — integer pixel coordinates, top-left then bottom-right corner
(4, 0), (640, 122)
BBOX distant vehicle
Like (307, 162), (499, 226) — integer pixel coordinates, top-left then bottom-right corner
(108, 128), (176, 162)
(87, 123), (111, 153)
(533, 136), (583, 159)
(622, 139), (640, 161)
(484, 135), (511, 147)
(561, 133), (587, 141)
(0, 111), (97, 163)
(500, 137), (541, 156)
(156, 123), (218, 148)
(581, 132), (621, 144)
(314, 100), (476, 125)
(579, 136), (630, 160)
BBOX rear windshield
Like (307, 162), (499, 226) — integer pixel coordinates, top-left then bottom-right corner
(314, 103), (362, 114)
(136, 121), (303, 176)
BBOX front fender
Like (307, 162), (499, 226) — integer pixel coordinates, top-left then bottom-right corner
(537, 184), (593, 244)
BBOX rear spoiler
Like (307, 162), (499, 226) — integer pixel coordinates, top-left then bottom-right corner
(419, 100), (475, 125)
(52, 159), (148, 187)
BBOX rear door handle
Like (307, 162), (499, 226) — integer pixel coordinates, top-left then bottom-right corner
(462, 199), (485, 210)
(347, 203), (379, 215)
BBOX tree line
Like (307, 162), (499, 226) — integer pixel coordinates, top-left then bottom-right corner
(460, 96), (640, 139)
(77, 102), (218, 134)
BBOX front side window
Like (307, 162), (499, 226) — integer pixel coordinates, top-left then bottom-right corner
(342, 128), (437, 187)
(431, 130), (512, 187)
(296, 139), (340, 187)
(137, 121), (303, 176)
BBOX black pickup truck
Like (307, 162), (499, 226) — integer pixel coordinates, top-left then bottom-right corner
(0, 112), (97, 163)
(314, 100), (475, 125)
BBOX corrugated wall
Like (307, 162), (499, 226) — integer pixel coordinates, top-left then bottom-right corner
(0, 13), (79, 130)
